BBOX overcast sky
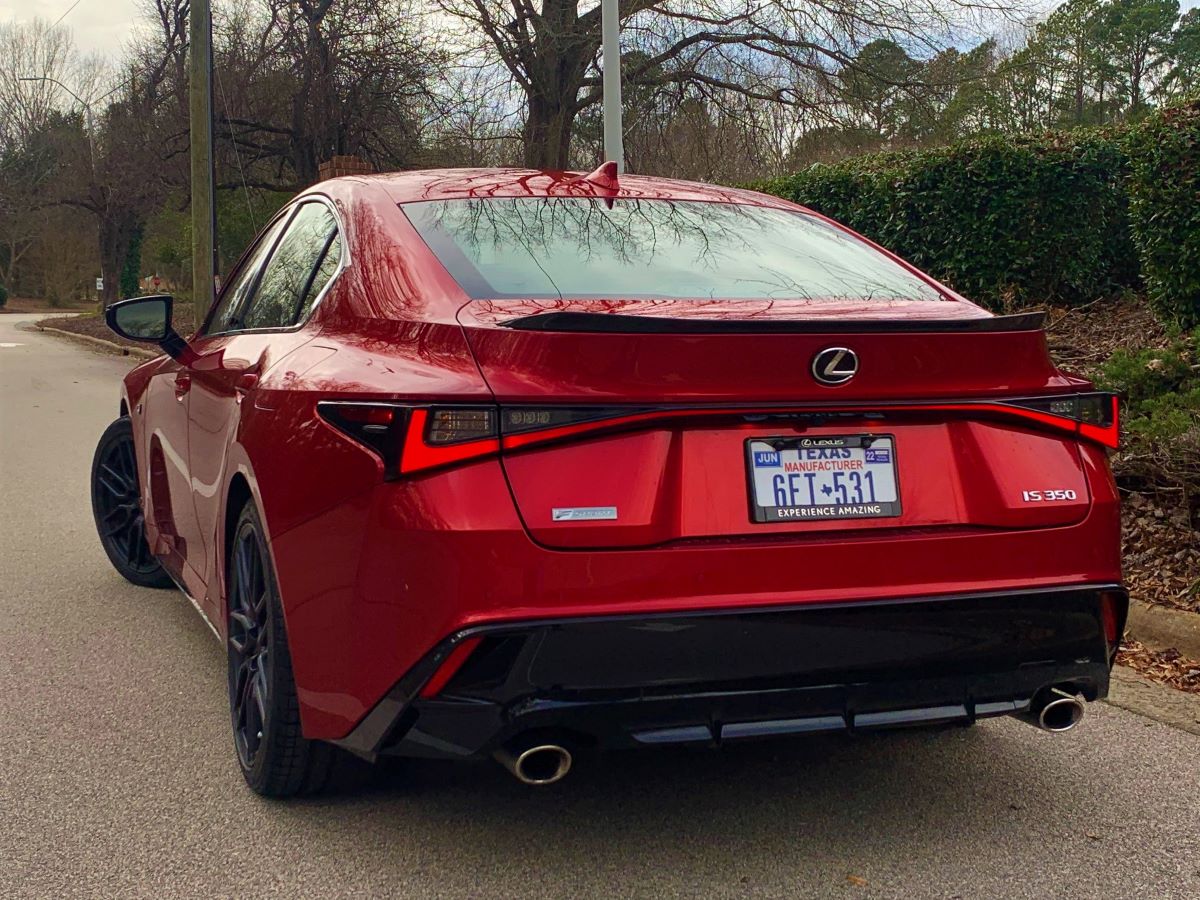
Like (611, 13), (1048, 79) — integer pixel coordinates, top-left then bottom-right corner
(2, 0), (1198, 61)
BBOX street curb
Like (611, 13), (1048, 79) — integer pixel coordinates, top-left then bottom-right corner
(1126, 599), (1200, 660)
(1106, 665), (1200, 736)
(37, 325), (158, 360)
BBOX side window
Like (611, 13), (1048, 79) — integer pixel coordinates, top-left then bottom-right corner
(206, 214), (289, 334)
(240, 203), (338, 330)
(297, 230), (343, 322)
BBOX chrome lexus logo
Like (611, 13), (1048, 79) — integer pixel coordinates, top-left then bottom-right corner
(811, 347), (858, 385)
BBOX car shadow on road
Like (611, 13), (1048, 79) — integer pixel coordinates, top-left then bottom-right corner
(265, 719), (1100, 875)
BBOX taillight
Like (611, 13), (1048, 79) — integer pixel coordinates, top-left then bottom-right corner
(318, 391), (1120, 478)
(1005, 392), (1119, 449)
(399, 407), (499, 474)
(317, 402), (499, 477)
(316, 402), (408, 475)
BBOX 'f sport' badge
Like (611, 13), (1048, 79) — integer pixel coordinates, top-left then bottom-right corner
(552, 507), (618, 521)
(811, 347), (858, 386)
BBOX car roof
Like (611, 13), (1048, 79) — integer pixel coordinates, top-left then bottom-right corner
(339, 167), (798, 209)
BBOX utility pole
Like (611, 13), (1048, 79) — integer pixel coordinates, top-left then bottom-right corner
(601, 0), (625, 173)
(189, 0), (216, 325)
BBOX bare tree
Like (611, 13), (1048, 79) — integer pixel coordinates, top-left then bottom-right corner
(436, 0), (1021, 170)
(213, 0), (444, 188)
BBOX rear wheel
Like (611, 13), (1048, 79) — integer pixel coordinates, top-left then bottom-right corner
(90, 417), (172, 588)
(227, 500), (336, 797)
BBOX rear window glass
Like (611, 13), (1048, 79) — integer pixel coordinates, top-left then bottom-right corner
(402, 198), (942, 303)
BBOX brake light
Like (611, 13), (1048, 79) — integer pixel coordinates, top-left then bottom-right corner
(399, 408), (500, 474)
(1006, 392), (1119, 448)
(318, 391), (1120, 479)
(317, 402), (500, 477)
(316, 402), (408, 474)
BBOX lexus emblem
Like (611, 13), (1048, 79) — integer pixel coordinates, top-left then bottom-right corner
(811, 347), (858, 385)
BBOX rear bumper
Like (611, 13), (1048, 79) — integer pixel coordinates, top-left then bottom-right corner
(333, 584), (1127, 761)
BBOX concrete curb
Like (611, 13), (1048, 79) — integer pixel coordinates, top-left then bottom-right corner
(37, 325), (158, 360)
(1126, 599), (1200, 660)
(1106, 665), (1200, 735)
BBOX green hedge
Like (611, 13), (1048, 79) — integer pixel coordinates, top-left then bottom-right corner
(1126, 103), (1200, 328)
(755, 103), (1200, 319)
(755, 133), (1136, 311)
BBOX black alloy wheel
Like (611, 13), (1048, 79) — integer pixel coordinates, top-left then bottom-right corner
(90, 417), (172, 588)
(226, 500), (337, 796)
(228, 521), (271, 771)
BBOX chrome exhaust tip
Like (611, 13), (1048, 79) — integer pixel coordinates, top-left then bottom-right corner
(1018, 686), (1086, 733)
(495, 744), (573, 785)
(1037, 688), (1085, 732)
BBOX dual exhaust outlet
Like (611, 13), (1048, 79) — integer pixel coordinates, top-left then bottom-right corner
(493, 687), (1085, 784)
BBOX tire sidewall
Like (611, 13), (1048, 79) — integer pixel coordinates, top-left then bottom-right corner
(90, 416), (172, 589)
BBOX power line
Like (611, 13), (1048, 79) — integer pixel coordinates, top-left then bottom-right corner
(49, 0), (85, 31)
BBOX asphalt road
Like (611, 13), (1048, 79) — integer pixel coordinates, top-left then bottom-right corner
(2, 313), (1199, 899)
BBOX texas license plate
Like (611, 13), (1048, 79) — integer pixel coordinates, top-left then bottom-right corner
(746, 435), (901, 523)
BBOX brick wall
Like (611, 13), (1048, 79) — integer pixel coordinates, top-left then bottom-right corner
(317, 155), (374, 182)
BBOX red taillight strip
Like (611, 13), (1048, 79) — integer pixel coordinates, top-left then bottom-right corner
(908, 400), (1119, 449)
(419, 636), (483, 699)
(331, 393), (1118, 480)
(501, 408), (703, 450)
(496, 396), (1119, 453)
(399, 408), (501, 474)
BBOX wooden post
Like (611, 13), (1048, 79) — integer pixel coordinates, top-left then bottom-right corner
(189, 0), (216, 325)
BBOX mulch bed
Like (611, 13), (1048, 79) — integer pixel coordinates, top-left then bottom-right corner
(3, 297), (96, 315)
(37, 306), (198, 351)
(1044, 295), (1174, 373)
(1044, 297), (1200, 617)
(1116, 638), (1200, 694)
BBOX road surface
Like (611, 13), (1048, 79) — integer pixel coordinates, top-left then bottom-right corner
(2, 313), (1199, 899)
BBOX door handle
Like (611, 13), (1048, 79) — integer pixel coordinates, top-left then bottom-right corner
(173, 372), (191, 400)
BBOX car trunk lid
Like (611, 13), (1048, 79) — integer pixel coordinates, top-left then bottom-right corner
(456, 299), (1097, 549)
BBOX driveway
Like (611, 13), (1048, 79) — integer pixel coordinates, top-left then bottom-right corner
(2, 314), (1198, 898)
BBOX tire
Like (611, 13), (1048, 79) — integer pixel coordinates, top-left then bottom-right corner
(227, 499), (337, 797)
(90, 416), (173, 589)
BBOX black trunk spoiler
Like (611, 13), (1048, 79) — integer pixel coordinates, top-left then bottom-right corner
(501, 311), (1046, 335)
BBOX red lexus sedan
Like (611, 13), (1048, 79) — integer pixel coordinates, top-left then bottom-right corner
(93, 164), (1126, 797)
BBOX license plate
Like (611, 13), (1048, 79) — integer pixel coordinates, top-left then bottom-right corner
(746, 435), (901, 523)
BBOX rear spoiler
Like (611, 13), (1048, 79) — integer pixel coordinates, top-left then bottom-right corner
(500, 311), (1046, 335)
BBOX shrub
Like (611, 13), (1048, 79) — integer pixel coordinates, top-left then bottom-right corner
(1125, 102), (1200, 328)
(1099, 336), (1200, 494)
(756, 132), (1136, 311)
(0, 283), (7, 308)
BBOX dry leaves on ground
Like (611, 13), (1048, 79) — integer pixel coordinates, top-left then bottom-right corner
(1122, 493), (1200, 614)
(1116, 638), (1200, 694)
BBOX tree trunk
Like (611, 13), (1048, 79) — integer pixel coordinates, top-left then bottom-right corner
(98, 210), (140, 307)
(523, 94), (577, 169)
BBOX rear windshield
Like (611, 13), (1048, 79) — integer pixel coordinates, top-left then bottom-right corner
(402, 197), (942, 303)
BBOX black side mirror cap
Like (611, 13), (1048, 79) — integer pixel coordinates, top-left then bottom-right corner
(105, 295), (194, 363)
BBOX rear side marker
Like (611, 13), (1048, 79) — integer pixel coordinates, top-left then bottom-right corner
(317, 392), (1120, 479)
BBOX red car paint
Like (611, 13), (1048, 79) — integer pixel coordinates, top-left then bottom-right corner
(116, 168), (1122, 741)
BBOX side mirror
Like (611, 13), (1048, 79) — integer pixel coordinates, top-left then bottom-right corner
(105, 295), (193, 363)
